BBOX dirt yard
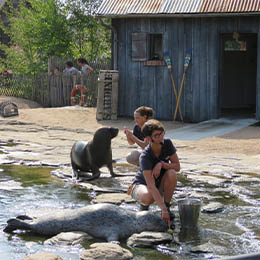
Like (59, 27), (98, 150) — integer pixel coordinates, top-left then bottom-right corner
(1, 95), (260, 157)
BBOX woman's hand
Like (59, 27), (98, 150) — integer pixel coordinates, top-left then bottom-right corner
(124, 128), (135, 145)
(152, 162), (162, 179)
(161, 211), (171, 228)
(123, 128), (132, 137)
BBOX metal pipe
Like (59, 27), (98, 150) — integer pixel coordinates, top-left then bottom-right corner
(98, 18), (118, 70)
(220, 253), (260, 260)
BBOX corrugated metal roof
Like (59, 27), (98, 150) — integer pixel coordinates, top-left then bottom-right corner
(200, 0), (260, 13)
(97, 0), (260, 17)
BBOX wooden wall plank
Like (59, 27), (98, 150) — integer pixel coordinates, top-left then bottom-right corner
(207, 17), (219, 119)
(115, 19), (128, 116)
(257, 19), (260, 121)
(191, 18), (201, 122)
(126, 19), (141, 115)
(166, 18), (179, 120)
(139, 18), (154, 112)
(199, 18), (208, 121)
(183, 19), (193, 122)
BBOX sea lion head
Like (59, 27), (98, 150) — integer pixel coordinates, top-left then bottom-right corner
(93, 127), (119, 144)
(109, 127), (119, 139)
(136, 211), (168, 232)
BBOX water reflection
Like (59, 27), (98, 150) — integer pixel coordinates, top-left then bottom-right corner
(178, 228), (201, 244)
(1, 164), (260, 260)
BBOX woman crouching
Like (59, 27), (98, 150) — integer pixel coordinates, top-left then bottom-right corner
(130, 119), (180, 228)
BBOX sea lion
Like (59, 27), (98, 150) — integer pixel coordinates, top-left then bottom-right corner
(70, 127), (119, 181)
(3, 203), (168, 242)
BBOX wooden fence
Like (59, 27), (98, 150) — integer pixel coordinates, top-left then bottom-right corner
(0, 60), (111, 107)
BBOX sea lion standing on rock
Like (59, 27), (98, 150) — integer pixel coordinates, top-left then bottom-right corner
(3, 203), (168, 242)
(70, 127), (119, 181)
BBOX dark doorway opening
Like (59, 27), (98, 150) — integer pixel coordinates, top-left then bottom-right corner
(220, 33), (257, 118)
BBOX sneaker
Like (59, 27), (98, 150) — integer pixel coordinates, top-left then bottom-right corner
(139, 204), (149, 211)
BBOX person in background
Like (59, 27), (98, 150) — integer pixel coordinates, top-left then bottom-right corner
(53, 66), (61, 75)
(124, 106), (154, 166)
(63, 61), (79, 74)
(77, 58), (94, 75)
(129, 119), (180, 228)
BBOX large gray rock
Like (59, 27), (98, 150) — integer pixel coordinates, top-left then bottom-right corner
(80, 242), (133, 260)
(127, 231), (172, 248)
(22, 253), (63, 260)
(44, 231), (92, 245)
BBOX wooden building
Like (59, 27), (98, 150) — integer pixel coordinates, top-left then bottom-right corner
(97, 0), (260, 122)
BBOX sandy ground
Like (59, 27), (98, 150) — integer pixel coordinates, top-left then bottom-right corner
(1, 95), (260, 157)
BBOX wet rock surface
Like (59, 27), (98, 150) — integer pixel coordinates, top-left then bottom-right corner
(201, 202), (224, 214)
(1, 110), (260, 260)
(22, 253), (63, 260)
(80, 242), (133, 260)
(127, 231), (173, 248)
(44, 231), (92, 246)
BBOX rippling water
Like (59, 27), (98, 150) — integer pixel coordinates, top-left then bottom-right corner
(0, 165), (89, 260)
(1, 165), (260, 260)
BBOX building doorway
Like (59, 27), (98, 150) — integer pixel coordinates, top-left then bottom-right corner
(220, 33), (257, 118)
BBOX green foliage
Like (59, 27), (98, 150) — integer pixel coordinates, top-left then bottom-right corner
(0, 0), (111, 75)
(61, 0), (111, 62)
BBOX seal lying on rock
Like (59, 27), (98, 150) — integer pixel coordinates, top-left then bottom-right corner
(70, 127), (119, 181)
(4, 203), (168, 242)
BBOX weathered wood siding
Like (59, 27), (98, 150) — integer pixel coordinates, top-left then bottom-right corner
(113, 16), (260, 122)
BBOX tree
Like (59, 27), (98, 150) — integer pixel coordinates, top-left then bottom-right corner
(0, 0), (111, 74)
(0, 0), (74, 74)
(60, 0), (111, 62)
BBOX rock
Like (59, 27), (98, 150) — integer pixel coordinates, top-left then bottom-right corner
(93, 193), (135, 204)
(127, 231), (172, 248)
(44, 231), (92, 245)
(189, 241), (226, 254)
(22, 252), (63, 260)
(80, 242), (133, 260)
(201, 202), (224, 214)
(187, 174), (227, 185)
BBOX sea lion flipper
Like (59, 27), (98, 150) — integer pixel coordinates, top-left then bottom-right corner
(16, 215), (32, 220)
(4, 218), (31, 233)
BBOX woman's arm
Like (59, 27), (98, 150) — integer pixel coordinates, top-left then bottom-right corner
(124, 128), (149, 148)
(88, 65), (94, 73)
(161, 153), (180, 172)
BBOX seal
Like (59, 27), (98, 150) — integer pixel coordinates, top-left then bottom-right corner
(3, 203), (168, 242)
(70, 127), (119, 181)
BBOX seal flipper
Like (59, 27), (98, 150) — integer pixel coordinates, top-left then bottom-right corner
(4, 218), (32, 233)
(16, 215), (32, 220)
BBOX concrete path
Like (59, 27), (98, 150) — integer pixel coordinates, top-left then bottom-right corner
(166, 117), (257, 141)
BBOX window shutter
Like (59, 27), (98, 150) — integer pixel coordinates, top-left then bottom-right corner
(132, 33), (147, 61)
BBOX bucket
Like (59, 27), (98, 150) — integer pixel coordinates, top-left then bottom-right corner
(178, 198), (202, 229)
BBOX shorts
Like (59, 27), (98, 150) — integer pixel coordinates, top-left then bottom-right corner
(130, 184), (163, 203)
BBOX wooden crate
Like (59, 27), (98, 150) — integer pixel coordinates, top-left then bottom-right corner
(96, 70), (119, 120)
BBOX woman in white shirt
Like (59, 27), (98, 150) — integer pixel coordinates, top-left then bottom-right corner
(77, 58), (94, 75)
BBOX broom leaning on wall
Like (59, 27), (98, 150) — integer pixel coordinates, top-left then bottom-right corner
(174, 50), (192, 121)
(163, 51), (183, 121)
